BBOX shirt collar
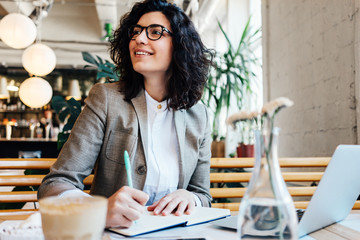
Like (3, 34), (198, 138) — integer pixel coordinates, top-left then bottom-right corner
(145, 90), (168, 113)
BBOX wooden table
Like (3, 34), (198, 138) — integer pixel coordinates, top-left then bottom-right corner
(0, 211), (35, 222)
(304, 210), (360, 240)
(1, 211), (360, 239)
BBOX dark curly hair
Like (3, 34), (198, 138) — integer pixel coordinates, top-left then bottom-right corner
(109, 0), (213, 110)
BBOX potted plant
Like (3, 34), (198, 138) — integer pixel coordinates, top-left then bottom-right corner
(226, 110), (258, 157)
(202, 17), (261, 157)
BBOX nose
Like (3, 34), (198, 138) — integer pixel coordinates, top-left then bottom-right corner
(135, 29), (148, 45)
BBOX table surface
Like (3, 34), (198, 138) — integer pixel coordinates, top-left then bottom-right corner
(1, 211), (360, 240)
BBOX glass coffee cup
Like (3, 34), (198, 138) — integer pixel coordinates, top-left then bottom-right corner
(39, 196), (107, 240)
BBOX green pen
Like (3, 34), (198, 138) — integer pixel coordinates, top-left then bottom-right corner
(124, 150), (137, 224)
(124, 150), (133, 188)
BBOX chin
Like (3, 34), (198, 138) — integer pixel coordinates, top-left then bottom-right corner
(133, 67), (148, 75)
(132, 64), (145, 72)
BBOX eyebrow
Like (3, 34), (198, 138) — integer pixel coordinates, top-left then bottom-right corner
(136, 23), (171, 29)
(137, 23), (162, 26)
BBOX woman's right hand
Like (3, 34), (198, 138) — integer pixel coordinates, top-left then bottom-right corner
(106, 186), (149, 228)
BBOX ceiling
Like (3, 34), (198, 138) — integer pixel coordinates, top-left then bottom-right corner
(0, 0), (223, 69)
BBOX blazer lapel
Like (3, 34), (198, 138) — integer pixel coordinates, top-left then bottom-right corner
(131, 89), (149, 163)
(174, 109), (186, 188)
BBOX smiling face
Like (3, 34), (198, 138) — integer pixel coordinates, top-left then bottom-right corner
(129, 11), (173, 81)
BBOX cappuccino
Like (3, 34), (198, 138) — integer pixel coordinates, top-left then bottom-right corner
(39, 196), (107, 240)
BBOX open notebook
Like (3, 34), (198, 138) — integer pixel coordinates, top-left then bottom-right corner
(109, 207), (231, 237)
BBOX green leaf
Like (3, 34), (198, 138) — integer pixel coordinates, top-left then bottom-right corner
(82, 51), (119, 82)
(82, 52), (99, 66)
(236, 17), (252, 55)
(217, 19), (234, 53)
(97, 65), (114, 75)
(96, 55), (104, 65)
(51, 96), (67, 112)
(58, 108), (70, 123)
(57, 132), (70, 150)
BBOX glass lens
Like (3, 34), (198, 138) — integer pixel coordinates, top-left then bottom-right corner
(147, 25), (163, 40)
(129, 26), (143, 39)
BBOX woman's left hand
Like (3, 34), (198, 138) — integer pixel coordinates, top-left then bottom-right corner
(147, 189), (195, 216)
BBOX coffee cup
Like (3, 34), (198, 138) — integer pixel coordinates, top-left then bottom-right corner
(39, 196), (107, 240)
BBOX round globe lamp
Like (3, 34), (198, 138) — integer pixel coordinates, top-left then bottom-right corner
(22, 43), (57, 76)
(19, 77), (53, 108)
(0, 13), (37, 49)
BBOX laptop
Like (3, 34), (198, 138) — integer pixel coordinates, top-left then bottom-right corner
(211, 145), (360, 237)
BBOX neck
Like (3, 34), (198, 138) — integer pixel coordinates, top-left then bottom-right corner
(143, 74), (169, 102)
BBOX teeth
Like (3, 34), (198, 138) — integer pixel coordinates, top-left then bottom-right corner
(135, 51), (151, 55)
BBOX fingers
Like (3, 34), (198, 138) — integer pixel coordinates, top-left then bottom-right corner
(147, 200), (159, 211)
(106, 206), (135, 228)
(150, 190), (196, 216)
(157, 196), (181, 216)
(106, 198), (134, 228)
(118, 186), (148, 212)
(175, 201), (188, 216)
(184, 200), (195, 215)
(130, 187), (149, 205)
(105, 186), (149, 228)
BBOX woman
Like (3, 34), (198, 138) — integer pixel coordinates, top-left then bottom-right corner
(38, 0), (213, 228)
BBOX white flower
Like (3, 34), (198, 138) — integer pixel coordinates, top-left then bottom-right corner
(226, 111), (252, 126)
(261, 97), (294, 117)
(249, 111), (260, 119)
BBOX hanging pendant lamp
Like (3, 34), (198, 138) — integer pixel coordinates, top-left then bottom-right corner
(0, 13), (37, 49)
(19, 76), (52, 108)
(66, 79), (81, 101)
(22, 43), (56, 76)
(21, 0), (56, 77)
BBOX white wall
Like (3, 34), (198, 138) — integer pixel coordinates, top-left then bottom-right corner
(262, 0), (359, 157)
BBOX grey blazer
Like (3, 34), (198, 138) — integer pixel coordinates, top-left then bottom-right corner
(38, 82), (212, 207)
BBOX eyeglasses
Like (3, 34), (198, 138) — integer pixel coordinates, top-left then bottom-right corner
(128, 24), (173, 41)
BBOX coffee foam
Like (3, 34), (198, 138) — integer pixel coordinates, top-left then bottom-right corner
(39, 196), (107, 215)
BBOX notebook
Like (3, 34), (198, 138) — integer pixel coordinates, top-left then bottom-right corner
(211, 145), (360, 237)
(109, 206), (231, 237)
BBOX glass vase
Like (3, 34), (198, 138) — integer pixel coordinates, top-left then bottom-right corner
(237, 127), (298, 239)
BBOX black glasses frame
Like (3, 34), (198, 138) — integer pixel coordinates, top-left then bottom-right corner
(128, 24), (173, 41)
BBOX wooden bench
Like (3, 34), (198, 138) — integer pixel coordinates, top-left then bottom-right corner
(210, 157), (360, 211)
(1, 157), (358, 217)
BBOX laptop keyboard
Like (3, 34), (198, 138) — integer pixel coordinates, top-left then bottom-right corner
(296, 209), (305, 222)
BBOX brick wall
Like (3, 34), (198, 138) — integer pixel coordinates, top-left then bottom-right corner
(262, 0), (359, 157)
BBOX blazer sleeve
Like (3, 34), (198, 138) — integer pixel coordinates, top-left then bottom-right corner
(37, 83), (108, 199)
(187, 104), (212, 207)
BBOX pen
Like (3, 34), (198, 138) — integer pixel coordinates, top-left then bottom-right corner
(124, 150), (137, 224)
(124, 150), (133, 188)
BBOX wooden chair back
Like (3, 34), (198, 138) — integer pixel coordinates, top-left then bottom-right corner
(1, 157), (359, 216)
(210, 157), (360, 211)
(0, 158), (92, 217)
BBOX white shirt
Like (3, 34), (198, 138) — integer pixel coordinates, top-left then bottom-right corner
(142, 91), (179, 205)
